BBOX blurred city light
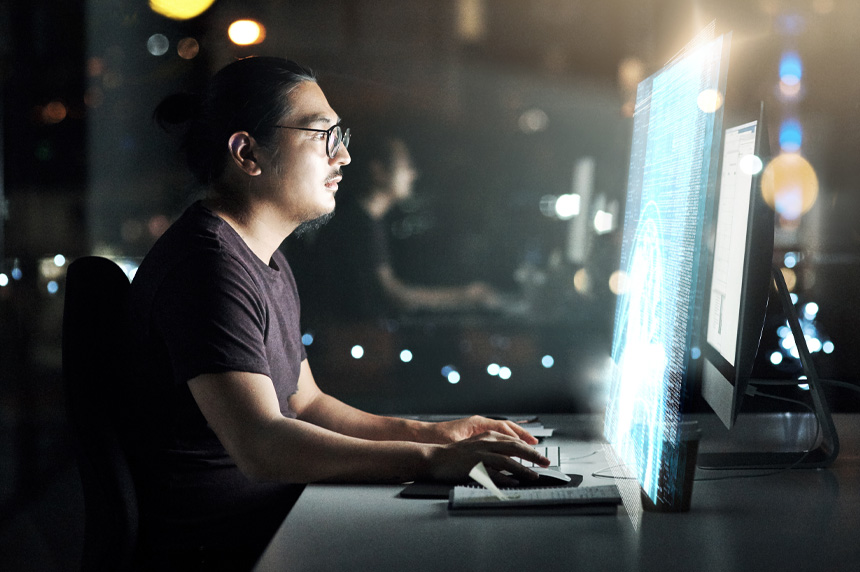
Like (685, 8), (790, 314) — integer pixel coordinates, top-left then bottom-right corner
(487, 363), (500, 376)
(301, 333), (314, 346)
(0, 274), (8, 287)
(779, 51), (802, 86)
(554, 194), (580, 219)
(784, 252), (797, 268)
(541, 355), (554, 368)
(823, 341), (835, 354)
(739, 154), (763, 176)
(804, 302), (819, 319)
(770, 351), (783, 365)
(229, 20), (266, 46)
(149, 0), (216, 20)
(47, 281), (59, 295)
(573, 268), (589, 293)
(781, 267), (797, 291)
(498, 367), (512, 380)
(696, 89), (723, 113)
(41, 101), (67, 124)
(177, 37), (200, 59)
(400, 349), (413, 363)
(447, 371), (461, 384)
(351, 345), (364, 359)
(593, 210), (613, 234)
(53, 254), (66, 267)
(518, 108), (549, 133)
(147, 34), (170, 56)
(779, 119), (803, 152)
(761, 152), (819, 220)
(608, 270), (628, 295)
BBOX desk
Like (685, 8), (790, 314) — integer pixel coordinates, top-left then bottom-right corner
(255, 414), (860, 572)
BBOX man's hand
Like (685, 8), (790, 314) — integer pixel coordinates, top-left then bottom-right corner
(426, 431), (550, 486)
(427, 415), (539, 445)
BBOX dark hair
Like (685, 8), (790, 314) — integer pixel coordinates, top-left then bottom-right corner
(154, 56), (316, 203)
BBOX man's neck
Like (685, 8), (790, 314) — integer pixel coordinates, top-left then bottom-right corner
(208, 200), (297, 265)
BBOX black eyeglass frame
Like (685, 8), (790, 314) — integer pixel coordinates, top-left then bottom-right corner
(274, 124), (350, 158)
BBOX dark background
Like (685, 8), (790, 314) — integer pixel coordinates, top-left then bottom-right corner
(2, 1), (860, 568)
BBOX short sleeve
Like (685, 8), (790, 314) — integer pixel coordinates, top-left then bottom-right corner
(153, 250), (272, 385)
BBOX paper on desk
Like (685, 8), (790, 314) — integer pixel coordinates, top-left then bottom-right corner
(526, 427), (554, 438)
(468, 462), (510, 501)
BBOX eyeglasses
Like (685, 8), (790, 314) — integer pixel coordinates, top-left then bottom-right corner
(274, 124), (351, 158)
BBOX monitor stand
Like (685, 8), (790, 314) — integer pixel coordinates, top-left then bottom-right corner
(697, 265), (840, 470)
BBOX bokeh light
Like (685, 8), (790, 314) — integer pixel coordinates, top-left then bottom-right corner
(761, 152), (819, 220)
(780, 267), (797, 291)
(779, 51), (802, 86)
(41, 101), (67, 124)
(696, 89), (723, 113)
(608, 270), (628, 295)
(177, 37), (200, 59)
(229, 20), (266, 46)
(147, 34), (170, 56)
(779, 119), (803, 152)
(573, 268), (589, 293)
(149, 0), (216, 21)
(399, 349), (413, 363)
(351, 345), (364, 359)
(554, 194), (580, 219)
(739, 154), (763, 176)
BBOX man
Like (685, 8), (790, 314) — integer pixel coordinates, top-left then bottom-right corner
(128, 57), (547, 569)
(307, 133), (499, 322)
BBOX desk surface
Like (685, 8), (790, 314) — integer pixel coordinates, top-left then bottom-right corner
(255, 414), (860, 572)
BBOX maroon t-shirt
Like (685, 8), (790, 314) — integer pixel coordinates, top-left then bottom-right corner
(127, 201), (305, 544)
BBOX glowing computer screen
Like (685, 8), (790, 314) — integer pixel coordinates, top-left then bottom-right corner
(706, 121), (758, 367)
(604, 31), (730, 505)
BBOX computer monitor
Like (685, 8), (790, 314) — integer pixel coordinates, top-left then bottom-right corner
(603, 28), (730, 506)
(700, 107), (772, 430)
(697, 104), (839, 469)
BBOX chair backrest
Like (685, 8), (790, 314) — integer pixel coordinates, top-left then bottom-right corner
(62, 256), (138, 571)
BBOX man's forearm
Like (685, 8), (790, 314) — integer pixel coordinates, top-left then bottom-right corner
(297, 392), (443, 443)
(243, 415), (437, 484)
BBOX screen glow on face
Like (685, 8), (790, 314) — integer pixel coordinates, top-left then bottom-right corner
(605, 33), (727, 505)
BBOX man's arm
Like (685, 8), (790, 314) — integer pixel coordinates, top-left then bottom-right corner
(290, 359), (538, 445)
(188, 366), (548, 485)
(376, 265), (499, 312)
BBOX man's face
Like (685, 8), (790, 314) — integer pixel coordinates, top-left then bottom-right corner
(388, 140), (418, 202)
(264, 81), (350, 224)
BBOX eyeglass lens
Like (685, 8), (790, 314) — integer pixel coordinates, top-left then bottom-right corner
(327, 126), (350, 158)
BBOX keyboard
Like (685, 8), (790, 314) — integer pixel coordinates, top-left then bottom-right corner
(517, 445), (560, 467)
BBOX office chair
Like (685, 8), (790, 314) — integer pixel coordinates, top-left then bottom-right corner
(62, 256), (138, 571)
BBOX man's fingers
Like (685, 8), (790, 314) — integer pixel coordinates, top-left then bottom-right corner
(502, 420), (539, 445)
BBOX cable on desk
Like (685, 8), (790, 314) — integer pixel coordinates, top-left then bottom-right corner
(592, 389), (821, 484)
(695, 388), (820, 482)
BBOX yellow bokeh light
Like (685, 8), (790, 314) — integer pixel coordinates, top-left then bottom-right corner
(573, 268), (590, 293)
(697, 89), (723, 113)
(761, 152), (819, 220)
(149, 0), (216, 21)
(608, 270), (628, 295)
(780, 267), (797, 292)
(229, 20), (266, 46)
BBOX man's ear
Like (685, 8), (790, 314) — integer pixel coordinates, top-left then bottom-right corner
(227, 131), (263, 176)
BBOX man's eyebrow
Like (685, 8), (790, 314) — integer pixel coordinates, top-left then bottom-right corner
(292, 113), (340, 127)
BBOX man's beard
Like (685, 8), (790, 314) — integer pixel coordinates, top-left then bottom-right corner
(293, 210), (335, 237)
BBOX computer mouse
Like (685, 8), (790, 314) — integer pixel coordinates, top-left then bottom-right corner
(532, 467), (572, 485)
